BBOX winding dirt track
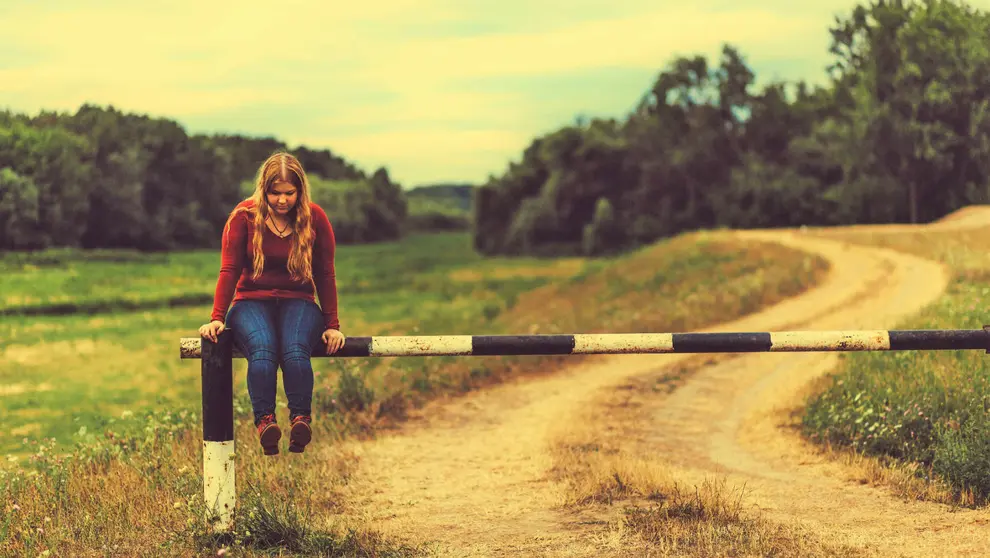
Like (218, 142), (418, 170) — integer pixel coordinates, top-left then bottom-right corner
(330, 211), (990, 557)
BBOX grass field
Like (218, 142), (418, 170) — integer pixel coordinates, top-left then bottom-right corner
(801, 225), (990, 506)
(0, 233), (585, 456)
(0, 230), (828, 556)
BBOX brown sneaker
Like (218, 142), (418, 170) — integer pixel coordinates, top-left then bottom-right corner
(256, 413), (281, 456)
(289, 414), (312, 453)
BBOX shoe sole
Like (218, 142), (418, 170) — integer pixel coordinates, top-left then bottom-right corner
(260, 424), (281, 455)
(289, 422), (311, 453)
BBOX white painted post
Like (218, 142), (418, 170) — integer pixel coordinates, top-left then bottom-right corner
(201, 331), (235, 532)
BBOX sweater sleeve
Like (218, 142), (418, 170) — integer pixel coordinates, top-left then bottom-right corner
(211, 210), (247, 323)
(311, 204), (340, 330)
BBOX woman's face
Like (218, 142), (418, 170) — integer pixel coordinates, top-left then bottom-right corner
(267, 180), (298, 217)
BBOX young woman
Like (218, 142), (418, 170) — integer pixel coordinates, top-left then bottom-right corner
(199, 152), (345, 455)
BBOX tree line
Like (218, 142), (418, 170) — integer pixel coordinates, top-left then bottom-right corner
(6, 0), (981, 258)
(0, 104), (418, 250)
(473, 0), (990, 256)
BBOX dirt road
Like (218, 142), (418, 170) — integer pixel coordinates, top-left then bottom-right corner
(332, 212), (990, 556)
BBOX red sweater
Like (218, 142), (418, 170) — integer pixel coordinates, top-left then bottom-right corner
(210, 199), (340, 330)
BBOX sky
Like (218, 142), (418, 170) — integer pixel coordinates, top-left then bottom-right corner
(0, 1), (944, 188)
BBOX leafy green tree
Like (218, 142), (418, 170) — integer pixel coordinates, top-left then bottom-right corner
(0, 168), (42, 249)
(0, 120), (92, 248)
(581, 197), (623, 256)
(472, 0), (990, 255)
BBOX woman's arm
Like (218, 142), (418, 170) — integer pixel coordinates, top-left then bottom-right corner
(210, 211), (247, 324)
(311, 204), (340, 331)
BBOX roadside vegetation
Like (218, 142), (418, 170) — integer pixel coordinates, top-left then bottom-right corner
(801, 222), (990, 508)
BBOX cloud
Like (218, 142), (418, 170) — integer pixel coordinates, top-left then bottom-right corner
(0, 0), (917, 185)
(344, 6), (818, 84)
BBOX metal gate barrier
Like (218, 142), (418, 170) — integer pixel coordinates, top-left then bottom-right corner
(179, 326), (990, 532)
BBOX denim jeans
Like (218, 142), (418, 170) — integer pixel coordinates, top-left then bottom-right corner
(225, 298), (325, 425)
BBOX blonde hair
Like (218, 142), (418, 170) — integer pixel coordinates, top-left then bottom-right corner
(228, 151), (314, 283)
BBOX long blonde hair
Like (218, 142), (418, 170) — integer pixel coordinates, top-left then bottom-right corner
(228, 151), (314, 283)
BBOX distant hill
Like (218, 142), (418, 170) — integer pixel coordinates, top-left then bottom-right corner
(407, 183), (475, 211)
(405, 183), (476, 231)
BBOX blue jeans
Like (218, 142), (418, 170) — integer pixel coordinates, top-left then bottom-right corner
(225, 298), (325, 425)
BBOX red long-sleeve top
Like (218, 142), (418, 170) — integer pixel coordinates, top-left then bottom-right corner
(210, 199), (340, 331)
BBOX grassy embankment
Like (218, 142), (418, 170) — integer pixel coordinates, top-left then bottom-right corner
(798, 221), (990, 508)
(0, 230), (827, 556)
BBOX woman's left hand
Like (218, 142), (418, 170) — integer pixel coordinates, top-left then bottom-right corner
(322, 328), (346, 354)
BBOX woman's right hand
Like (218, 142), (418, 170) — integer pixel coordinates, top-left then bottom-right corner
(199, 320), (226, 343)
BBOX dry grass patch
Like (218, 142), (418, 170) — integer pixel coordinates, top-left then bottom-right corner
(547, 365), (869, 557)
(0, 338), (109, 367)
(816, 441), (969, 507)
(499, 232), (826, 335)
(447, 258), (585, 282)
(0, 414), (421, 557)
(0, 382), (53, 397)
(621, 477), (867, 558)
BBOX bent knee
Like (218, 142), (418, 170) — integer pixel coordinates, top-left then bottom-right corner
(281, 351), (313, 365)
(280, 345), (313, 367)
(247, 347), (278, 364)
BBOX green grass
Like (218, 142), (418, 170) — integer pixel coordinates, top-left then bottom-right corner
(801, 225), (990, 506)
(0, 232), (588, 456)
(404, 196), (471, 232)
(0, 249), (214, 315)
(0, 232), (551, 318)
(406, 195), (468, 217)
(0, 229), (828, 556)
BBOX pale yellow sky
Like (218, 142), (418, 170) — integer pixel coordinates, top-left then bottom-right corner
(3, 1), (972, 186)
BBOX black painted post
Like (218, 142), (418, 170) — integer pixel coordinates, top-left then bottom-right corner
(201, 330), (235, 532)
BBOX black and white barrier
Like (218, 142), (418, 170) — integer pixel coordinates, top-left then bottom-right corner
(183, 326), (990, 531)
(182, 328), (990, 360)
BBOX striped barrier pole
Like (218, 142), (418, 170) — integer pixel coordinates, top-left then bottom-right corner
(182, 328), (990, 360)
(183, 326), (990, 531)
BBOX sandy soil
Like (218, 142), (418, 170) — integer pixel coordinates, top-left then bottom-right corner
(330, 209), (990, 557)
